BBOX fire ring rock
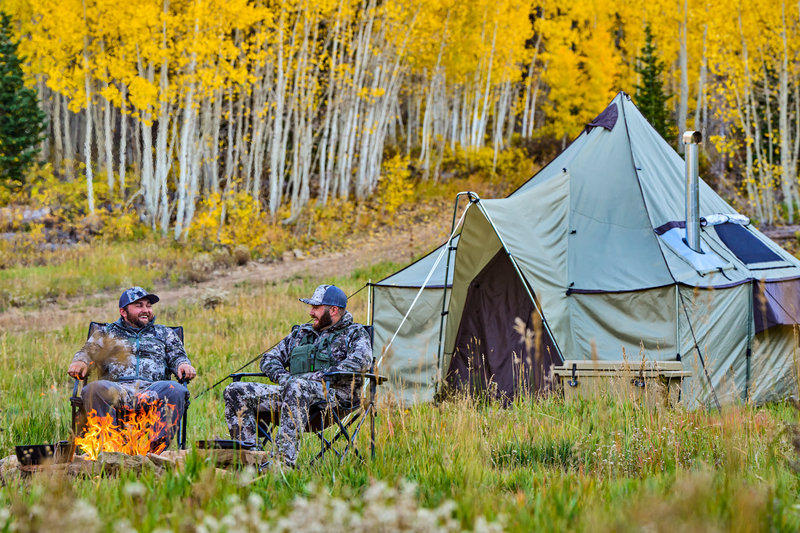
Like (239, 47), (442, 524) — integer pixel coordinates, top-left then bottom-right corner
(96, 452), (156, 476)
(195, 449), (269, 469)
(146, 453), (177, 471)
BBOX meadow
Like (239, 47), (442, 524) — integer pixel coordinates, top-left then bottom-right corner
(1, 251), (800, 532)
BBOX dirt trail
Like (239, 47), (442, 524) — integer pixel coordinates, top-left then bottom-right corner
(0, 219), (449, 332)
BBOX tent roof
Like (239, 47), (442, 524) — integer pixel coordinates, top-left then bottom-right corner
(376, 92), (800, 290)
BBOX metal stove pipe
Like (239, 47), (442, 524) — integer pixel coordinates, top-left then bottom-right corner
(683, 131), (703, 252)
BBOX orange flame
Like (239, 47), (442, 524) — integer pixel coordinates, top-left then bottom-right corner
(76, 398), (177, 460)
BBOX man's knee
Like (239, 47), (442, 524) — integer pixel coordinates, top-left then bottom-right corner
(81, 380), (123, 406)
(281, 378), (322, 407)
(146, 381), (188, 408)
(224, 382), (252, 409)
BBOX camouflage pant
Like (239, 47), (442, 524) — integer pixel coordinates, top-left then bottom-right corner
(223, 377), (349, 466)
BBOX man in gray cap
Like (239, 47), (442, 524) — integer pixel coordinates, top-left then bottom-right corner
(223, 284), (372, 468)
(67, 286), (197, 450)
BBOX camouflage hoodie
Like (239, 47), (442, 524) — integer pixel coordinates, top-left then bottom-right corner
(260, 310), (372, 393)
(71, 317), (191, 382)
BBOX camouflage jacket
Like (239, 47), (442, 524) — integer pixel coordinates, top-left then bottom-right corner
(261, 311), (372, 392)
(71, 318), (191, 382)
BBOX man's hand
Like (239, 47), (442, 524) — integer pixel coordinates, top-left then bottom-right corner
(177, 363), (197, 381)
(68, 361), (89, 380)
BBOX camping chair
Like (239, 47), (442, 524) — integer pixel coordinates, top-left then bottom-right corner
(69, 322), (191, 450)
(228, 325), (386, 465)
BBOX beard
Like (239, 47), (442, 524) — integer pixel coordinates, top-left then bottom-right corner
(123, 311), (152, 328)
(313, 308), (333, 331)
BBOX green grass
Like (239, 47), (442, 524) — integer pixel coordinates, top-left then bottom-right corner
(1, 262), (800, 531)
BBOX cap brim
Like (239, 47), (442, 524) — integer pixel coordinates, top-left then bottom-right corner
(299, 298), (318, 305)
(131, 294), (159, 305)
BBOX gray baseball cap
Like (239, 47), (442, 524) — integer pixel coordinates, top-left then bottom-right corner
(119, 286), (159, 309)
(299, 284), (347, 308)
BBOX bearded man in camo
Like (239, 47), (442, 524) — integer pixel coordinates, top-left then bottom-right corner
(223, 284), (372, 468)
(67, 287), (197, 450)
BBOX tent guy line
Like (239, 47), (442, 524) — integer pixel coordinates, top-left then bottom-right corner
(676, 288), (722, 411)
(375, 204), (470, 370)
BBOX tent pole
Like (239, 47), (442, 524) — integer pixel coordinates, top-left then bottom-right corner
(675, 285), (680, 362)
(472, 199), (565, 362)
(435, 191), (477, 397)
(367, 280), (372, 326)
(746, 281), (752, 402)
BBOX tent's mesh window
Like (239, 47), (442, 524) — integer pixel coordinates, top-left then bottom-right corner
(714, 223), (782, 265)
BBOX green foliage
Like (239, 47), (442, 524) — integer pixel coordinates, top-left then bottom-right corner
(378, 154), (414, 217)
(0, 12), (46, 189)
(634, 25), (676, 144)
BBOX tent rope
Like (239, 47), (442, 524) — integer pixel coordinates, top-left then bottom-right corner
(375, 206), (470, 370)
(676, 287), (722, 411)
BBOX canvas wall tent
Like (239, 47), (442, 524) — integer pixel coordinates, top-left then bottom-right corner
(372, 92), (800, 407)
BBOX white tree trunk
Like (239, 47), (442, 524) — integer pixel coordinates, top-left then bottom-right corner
(53, 91), (63, 171)
(677, 0), (689, 151)
(119, 83), (127, 197)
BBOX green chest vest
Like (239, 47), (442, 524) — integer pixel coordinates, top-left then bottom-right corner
(289, 330), (345, 375)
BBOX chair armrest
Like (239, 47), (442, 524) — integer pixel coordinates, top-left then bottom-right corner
(71, 377), (89, 398)
(229, 372), (268, 382)
(323, 371), (387, 385)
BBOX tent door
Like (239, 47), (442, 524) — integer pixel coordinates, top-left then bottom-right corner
(446, 250), (562, 400)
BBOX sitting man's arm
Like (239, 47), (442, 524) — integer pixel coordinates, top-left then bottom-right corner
(260, 331), (296, 386)
(325, 326), (372, 376)
(67, 330), (103, 379)
(165, 328), (195, 381)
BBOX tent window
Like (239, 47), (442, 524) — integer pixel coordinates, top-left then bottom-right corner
(715, 223), (782, 265)
(659, 227), (731, 274)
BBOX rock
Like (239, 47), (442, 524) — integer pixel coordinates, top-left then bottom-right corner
(158, 450), (189, 462)
(19, 464), (69, 475)
(147, 453), (176, 470)
(1, 455), (19, 474)
(215, 468), (232, 479)
(0, 456), (21, 484)
(157, 450), (188, 472)
(68, 456), (97, 477)
(281, 251), (294, 262)
(97, 452), (155, 476)
(195, 449), (269, 469)
(292, 248), (304, 260)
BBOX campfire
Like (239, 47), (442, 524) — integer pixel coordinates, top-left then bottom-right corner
(75, 398), (178, 460)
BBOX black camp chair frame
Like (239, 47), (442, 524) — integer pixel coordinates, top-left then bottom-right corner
(69, 321), (191, 450)
(229, 368), (385, 465)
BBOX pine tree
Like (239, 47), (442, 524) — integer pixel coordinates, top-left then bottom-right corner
(0, 12), (46, 189)
(634, 25), (675, 143)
